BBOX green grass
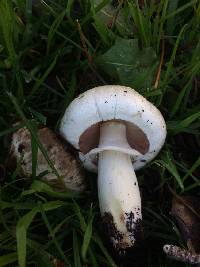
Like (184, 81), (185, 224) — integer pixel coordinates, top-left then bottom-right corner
(0, 0), (200, 266)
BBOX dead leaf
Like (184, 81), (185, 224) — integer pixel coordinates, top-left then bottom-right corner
(170, 194), (200, 253)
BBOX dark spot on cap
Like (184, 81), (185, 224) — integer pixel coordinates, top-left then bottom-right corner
(124, 91), (127, 93)
(140, 159), (146, 162)
(142, 110), (144, 112)
(114, 94), (116, 96)
(18, 144), (25, 153)
(134, 182), (137, 185)
(151, 122), (153, 125)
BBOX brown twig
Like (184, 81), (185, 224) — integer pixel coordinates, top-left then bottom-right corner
(108, 0), (124, 30)
(76, 19), (93, 65)
(154, 39), (165, 89)
(76, 20), (106, 85)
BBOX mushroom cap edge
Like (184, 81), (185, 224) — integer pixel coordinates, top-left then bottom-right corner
(60, 85), (167, 171)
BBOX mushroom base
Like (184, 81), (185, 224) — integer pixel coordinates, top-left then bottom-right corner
(102, 211), (142, 255)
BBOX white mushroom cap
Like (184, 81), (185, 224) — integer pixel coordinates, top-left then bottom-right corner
(60, 85), (166, 171)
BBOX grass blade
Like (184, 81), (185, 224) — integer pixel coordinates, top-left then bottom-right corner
(183, 157), (200, 182)
(30, 55), (58, 97)
(22, 180), (77, 199)
(162, 23), (188, 92)
(31, 122), (38, 180)
(156, 157), (184, 190)
(0, 0), (16, 65)
(73, 230), (82, 267)
(73, 201), (86, 232)
(39, 203), (71, 266)
(93, 233), (117, 267)
(16, 208), (38, 267)
(81, 215), (94, 262)
(0, 253), (18, 266)
(88, 247), (99, 267)
(16, 201), (63, 267)
(47, 10), (66, 54)
(168, 112), (200, 134)
(165, 0), (197, 20)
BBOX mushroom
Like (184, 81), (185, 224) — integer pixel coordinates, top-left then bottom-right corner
(9, 127), (85, 192)
(60, 85), (166, 253)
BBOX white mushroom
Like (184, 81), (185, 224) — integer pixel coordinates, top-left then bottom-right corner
(60, 85), (166, 252)
(9, 127), (85, 192)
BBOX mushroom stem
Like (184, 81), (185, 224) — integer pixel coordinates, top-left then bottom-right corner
(97, 122), (142, 251)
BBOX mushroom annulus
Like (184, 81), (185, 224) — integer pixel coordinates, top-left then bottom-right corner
(60, 85), (166, 253)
